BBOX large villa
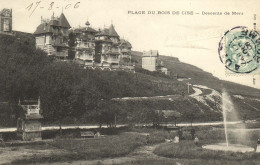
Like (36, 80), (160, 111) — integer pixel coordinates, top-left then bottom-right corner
(33, 12), (134, 70)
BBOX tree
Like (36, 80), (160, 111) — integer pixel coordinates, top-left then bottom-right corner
(0, 33), (51, 125)
(89, 100), (120, 130)
(39, 62), (86, 133)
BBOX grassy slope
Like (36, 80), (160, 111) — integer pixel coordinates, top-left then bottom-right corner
(130, 51), (260, 120)
(132, 51), (260, 98)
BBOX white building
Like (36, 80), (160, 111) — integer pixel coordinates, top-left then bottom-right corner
(142, 50), (159, 71)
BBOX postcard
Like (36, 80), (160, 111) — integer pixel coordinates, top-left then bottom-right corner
(0, 0), (260, 164)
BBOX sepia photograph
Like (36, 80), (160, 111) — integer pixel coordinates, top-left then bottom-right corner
(0, 0), (260, 164)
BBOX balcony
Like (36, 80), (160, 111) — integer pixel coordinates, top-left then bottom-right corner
(53, 31), (62, 36)
(121, 48), (129, 53)
(85, 61), (94, 66)
(102, 59), (119, 64)
(111, 65), (120, 69)
(121, 54), (131, 59)
(77, 54), (94, 61)
(50, 40), (68, 47)
(56, 52), (68, 57)
(52, 31), (68, 37)
(76, 45), (94, 50)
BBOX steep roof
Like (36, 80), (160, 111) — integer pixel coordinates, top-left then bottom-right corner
(49, 19), (59, 26)
(86, 27), (98, 33)
(73, 27), (97, 34)
(59, 13), (71, 28)
(34, 13), (71, 35)
(96, 28), (110, 36)
(142, 50), (159, 57)
(120, 39), (132, 48)
(34, 23), (53, 35)
(109, 24), (119, 37)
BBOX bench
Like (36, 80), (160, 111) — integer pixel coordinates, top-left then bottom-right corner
(80, 131), (95, 138)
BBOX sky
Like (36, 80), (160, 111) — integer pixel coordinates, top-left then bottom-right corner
(1, 0), (260, 89)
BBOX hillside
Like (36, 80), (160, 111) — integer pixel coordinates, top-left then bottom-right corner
(132, 51), (260, 98)
(130, 51), (260, 121)
(0, 33), (189, 127)
(0, 32), (259, 128)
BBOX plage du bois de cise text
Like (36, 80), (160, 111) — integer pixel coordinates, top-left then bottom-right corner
(128, 11), (243, 15)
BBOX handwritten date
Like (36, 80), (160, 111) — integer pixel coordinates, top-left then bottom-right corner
(26, 1), (80, 17)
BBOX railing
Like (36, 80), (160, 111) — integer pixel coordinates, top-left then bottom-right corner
(77, 55), (93, 61)
(76, 44), (95, 50)
(121, 48), (130, 53)
(102, 58), (119, 63)
(121, 54), (131, 58)
(120, 65), (135, 70)
(50, 40), (68, 46)
(85, 61), (94, 66)
(56, 52), (68, 57)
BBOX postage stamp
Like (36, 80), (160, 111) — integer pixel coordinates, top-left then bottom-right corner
(218, 26), (260, 74)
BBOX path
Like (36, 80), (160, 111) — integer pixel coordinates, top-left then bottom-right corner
(112, 95), (182, 100)
(1, 120), (248, 133)
(189, 87), (202, 97)
(0, 125), (126, 133)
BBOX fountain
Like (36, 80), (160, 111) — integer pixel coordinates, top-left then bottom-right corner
(202, 90), (254, 153)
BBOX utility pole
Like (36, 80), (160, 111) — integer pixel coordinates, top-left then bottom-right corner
(187, 82), (191, 94)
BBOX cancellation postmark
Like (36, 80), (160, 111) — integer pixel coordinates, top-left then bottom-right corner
(218, 26), (260, 74)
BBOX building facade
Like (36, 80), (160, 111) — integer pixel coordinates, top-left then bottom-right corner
(157, 61), (169, 75)
(34, 13), (71, 59)
(119, 39), (132, 65)
(0, 8), (12, 34)
(74, 21), (97, 66)
(34, 12), (133, 69)
(95, 24), (121, 68)
(142, 50), (159, 71)
(72, 23), (133, 69)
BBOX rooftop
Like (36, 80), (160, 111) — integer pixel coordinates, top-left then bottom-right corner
(142, 50), (159, 57)
(119, 39), (132, 48)
(34, 13), (71, 35)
